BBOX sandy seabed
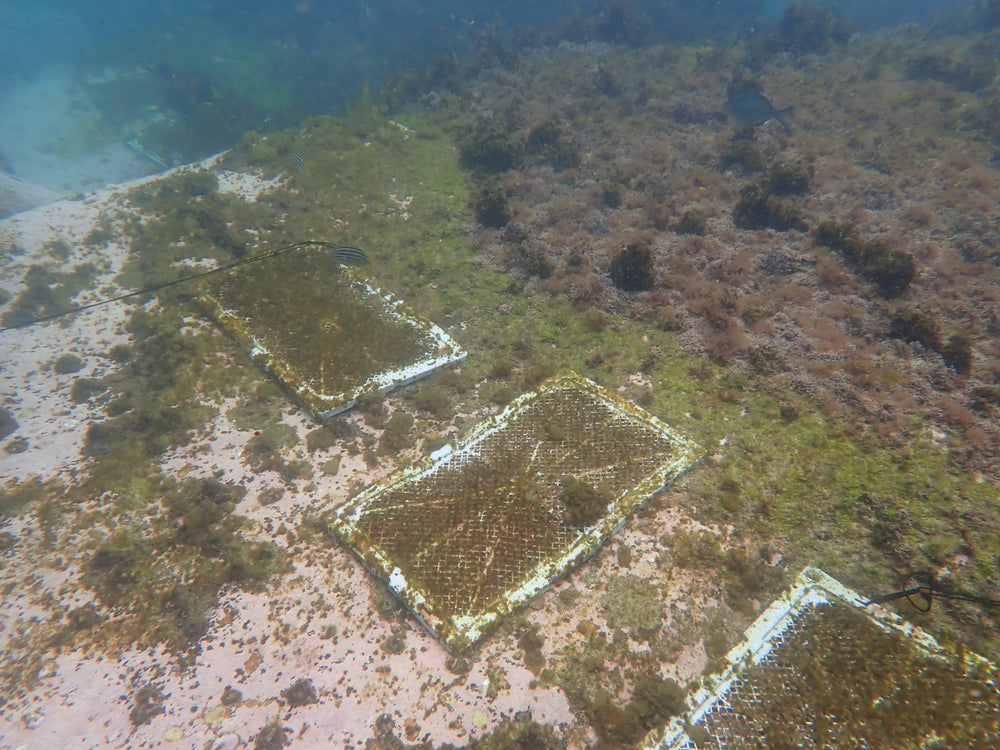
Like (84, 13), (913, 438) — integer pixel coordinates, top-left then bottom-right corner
(0, 129), (730, 748)
(0, 163), (595, 750)
(9, 13), (1000, 749)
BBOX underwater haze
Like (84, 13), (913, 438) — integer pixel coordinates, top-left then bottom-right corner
(0, 0), (976, 192)
(4, 0), (1000, 748)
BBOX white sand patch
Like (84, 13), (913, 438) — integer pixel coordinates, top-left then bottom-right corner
(158, 396), (402, 524)
(214, 165), (284, 203)
(0, 555), (580, 749)
(0, 161), (290, 484)
(0, 195), (134, 483)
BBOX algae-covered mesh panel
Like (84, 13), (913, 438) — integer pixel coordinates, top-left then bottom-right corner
(198, 248), (465, 418)
(651, 568), (1000, 749)
(329, 373), (703, 652)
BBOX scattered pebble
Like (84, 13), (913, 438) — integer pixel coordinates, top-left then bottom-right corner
(209, 733), (242, 750)
(205, 705), (229, 723)
(21, 711), (43, 729)
(162, 726), (184, 742)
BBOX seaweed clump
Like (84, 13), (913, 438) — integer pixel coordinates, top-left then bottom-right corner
(585, 676), (687, 747)
(254, 720), (291, 750)
(517, 625), (546, 675)
(368, 712), (563, 749)
(123, 169), (246, 265)
(939, 334), (974, 376)
(70, 378), (107, 404)
(971, 386), (1000, 413)
(524, 120), (580, 171)
(0, 477), (48, 517)
(906, 50), (998, 93)
(765, 161), (812, 196)
(888, 308), (942, 351)
(609, 241), (655, 291)
(560, 475), (611, 527)
(459, 118), (522, 174)
(719, 138), (767, 174)
(470, 177), (511, 227)
(84, 477), (284, 650)
(305, 418), (355, 453)
(888, 308), (974, 373)
(0, 407), (18, 440)
(52, 353), (85, 374)
(732, 184), (807, 232)
(856, 306), (977, 380)
(380, 410), (415, 452)
(280, 678), (318, 707)
(676, 209), (708, 235)
(889, 308), (973, 375)
(129, 684), (165, 726)
(0, 263), (99, 329)
(81, 307), (219, 463)
(412, 386), (453, 418)
(815, 220), (916, 298)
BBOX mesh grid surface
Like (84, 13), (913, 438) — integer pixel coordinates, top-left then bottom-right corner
(199, 250), (465, 417)
(656, 575), (1000, 749)
(329, 373), (703, 651)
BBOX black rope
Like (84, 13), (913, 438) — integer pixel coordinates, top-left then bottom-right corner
(865, 572), (1000, 613)
(0, 240), (368, 333)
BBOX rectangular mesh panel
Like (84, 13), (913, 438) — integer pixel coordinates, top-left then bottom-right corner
(648, 568), (1000, 749)
(198, 249), (465, 418)
(328, 373), (703, 652)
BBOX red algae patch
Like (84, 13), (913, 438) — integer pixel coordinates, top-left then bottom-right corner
(459, 35), (1000, 476)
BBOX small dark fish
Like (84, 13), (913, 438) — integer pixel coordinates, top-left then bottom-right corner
(291, 151), (304, 172)
(328, 245), (369, 266)
(726, 86), (793, 133)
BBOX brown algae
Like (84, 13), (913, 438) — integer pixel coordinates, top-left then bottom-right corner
(199, 247), (466, 418)
(328, 373), (703, 652)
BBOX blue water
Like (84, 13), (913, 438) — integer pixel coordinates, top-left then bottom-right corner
(0, 0), (978, 189)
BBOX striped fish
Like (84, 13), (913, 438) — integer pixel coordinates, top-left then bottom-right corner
(286, 241), (369, 266)
(326, 245), (369, 266)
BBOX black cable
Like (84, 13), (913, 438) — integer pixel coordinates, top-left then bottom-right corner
(865, 573), (1000, 613)
(0, 240), (368, 333)
(866, 585), (935, 612)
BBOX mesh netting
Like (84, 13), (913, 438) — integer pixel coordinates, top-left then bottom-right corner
(199, 251), (465, 417)
(330, 374), (702, 650)
(671, 601), (1000, 749)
